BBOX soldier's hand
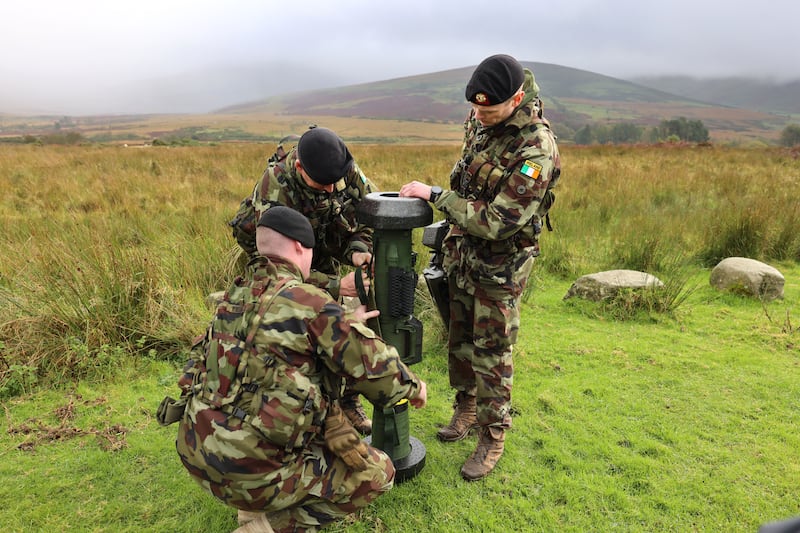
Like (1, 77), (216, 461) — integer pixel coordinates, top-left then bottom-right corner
(339, 440), (370, 471)
(324, 403), (370, 471)
(399, 180), (431, 200)
(409, 380), (427, 409)
(351, 304), (380, 323)
(351, 252), (372, 268)
(339, 270), (371, 298)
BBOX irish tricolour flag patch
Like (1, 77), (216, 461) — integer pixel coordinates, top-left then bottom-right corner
(521, 160), (542, 179)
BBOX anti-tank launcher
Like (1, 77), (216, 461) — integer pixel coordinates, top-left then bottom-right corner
(356, 192), (432, 482)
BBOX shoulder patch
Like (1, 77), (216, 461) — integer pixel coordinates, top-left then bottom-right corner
(521, 160), (542, 180)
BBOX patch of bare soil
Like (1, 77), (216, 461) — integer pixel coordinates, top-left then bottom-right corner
(6, 394), (129, 452)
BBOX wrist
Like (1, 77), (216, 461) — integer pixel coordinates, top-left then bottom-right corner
(429, 185), (443, 203)
(327, 277), (340, 296)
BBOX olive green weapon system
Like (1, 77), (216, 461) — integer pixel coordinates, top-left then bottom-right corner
(356, 192), (432, 482)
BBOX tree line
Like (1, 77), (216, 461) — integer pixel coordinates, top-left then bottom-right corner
(568, 117), (800, 147)
(573, 117), (710, 145)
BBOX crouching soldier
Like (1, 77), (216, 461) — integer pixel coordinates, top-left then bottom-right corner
(163, 207), (427, 532)
(229, 126), (378, 436)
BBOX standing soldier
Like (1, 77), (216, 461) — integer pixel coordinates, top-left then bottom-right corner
(400, 54), (561, 480)
(167, 207), (427, 532)
(229, 126), (377, 435)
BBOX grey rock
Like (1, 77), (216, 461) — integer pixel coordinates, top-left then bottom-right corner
(564, 269), (664, 301)
(709, 257), (784, 301)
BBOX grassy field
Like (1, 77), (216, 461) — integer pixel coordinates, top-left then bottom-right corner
(0, 143), (798, 532)
(1, 106), (791, 146)
(0, 113), (466, 145)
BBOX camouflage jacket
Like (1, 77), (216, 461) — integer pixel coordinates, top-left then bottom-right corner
(232, 146), (376, 297)
(435, 68), (561, 298)
(176, 255), (422, 478)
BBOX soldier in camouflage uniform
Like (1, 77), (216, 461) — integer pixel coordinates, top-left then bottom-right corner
(230, 126), (377, 435)
(400, 54), (561, 480)
(175, 207), (427, 533)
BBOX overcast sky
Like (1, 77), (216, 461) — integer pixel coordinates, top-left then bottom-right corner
(2, 0), (799, 115)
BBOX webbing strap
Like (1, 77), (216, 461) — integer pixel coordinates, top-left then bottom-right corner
(354, 266), (369, 306)
(243, 277), (294, 353)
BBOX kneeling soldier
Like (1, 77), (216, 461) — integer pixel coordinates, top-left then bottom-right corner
(164, 207), (427, 532)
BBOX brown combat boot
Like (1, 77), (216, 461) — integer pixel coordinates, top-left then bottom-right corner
(232, 512), (274, 533)
(436, 392), (478, 442)
(460, 426), (505, 481)
(341, 393), (372, 436)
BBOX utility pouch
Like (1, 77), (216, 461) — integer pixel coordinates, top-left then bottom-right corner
(156, 396), (187, 426)
(422, 220), (451, 328)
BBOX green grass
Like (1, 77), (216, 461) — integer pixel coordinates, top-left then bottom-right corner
(2, 268), (798, 532)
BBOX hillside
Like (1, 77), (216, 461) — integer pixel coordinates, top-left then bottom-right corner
(215, 62), (793, 142)
(217, 62), (703, 123)
(1, 63), (795, 145)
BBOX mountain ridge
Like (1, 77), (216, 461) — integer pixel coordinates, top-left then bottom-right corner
(211, 62), (795, 142)
(2, 62), (796, 144)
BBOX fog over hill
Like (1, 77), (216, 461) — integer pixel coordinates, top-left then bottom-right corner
(631, 76), (800, 116)
(4, 1), (800, 118)
(1, 61), (798, 118)
(0, 63), (353, 116)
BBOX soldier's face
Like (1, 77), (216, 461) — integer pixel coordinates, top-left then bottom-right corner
(471, 90), (525, 127)
(296, 161), (335, 193)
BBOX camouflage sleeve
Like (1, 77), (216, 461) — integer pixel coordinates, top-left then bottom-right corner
(306, 300), (421, 408)
(253, 170), (287, 220)
(230, 170), (291, 258)
(230, 169), (278, 257)
(342, 163), (376, 264)
(306, 270), (341, 300)
(438, 136), (557, 241)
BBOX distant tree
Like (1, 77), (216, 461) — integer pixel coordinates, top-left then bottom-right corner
(686, 119), (710, 142)
(593, 124), (612, 144)
(552, 123), (575, 143)
(574, 125), (593, 145)
(40, 131), (85, 145)
(609, 123), (642, 144)
(779, 124), (800, 147)
(644, 127), (662, 143)
(655, 117), (709, 143)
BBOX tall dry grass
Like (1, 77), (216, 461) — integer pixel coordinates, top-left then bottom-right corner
(546, 144), (800, 274)
(1, 142), (798, 395)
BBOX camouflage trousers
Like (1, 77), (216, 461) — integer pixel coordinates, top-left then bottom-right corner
(178, 421), (394, 532)
(446, 275), (521, 428)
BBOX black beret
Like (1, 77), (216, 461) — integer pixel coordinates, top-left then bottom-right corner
(257, 206), (315, 249)
(465, 54), (525, 106)
(296, 127), (354, 185)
